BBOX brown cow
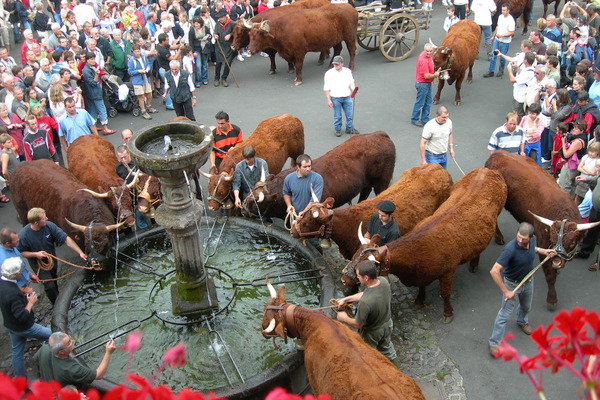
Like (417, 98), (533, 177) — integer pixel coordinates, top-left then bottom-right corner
(10, 160), (123, 259)
(541, 0), (560, 18)
(201, 114), (304, 211)
(491, 0), (532, 34)
(136, 175), (161, 217)
(345, 168), (507, 322)
(290, 164), (452, 259)
(261, 281), (426, 400)
(485, 150), (600, 310)
(247, 3), (358, 85)
(231, 0), (329, 75)
(242, 131), (396, 219)
(432, 20), (480, 106)
(67, 135), (136, 227)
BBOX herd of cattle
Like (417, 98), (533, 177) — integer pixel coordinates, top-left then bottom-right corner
(7, 112), (597, 398)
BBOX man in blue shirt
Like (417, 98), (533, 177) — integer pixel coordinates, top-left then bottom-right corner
(283, 154), (324, 220)
(58, 97), (98, 151)
(488, 222), (556, 357)
(0, 228), (37, 293)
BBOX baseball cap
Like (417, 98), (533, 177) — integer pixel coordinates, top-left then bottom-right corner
(332, 55), (344, 65)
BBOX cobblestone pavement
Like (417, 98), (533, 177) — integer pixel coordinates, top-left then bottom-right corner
(324, 249), (467, 400)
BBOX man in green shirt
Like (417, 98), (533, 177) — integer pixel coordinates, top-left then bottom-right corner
(35, 331), (116, 389)
(336, 260), (397, 361)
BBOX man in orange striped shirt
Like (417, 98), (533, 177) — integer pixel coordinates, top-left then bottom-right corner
(210, 110), (243, 169)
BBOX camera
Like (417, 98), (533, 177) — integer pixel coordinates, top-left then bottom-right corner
(494, 49), (500, 56)
(540, 87), (547, 93)
(563, 133), (574, 141)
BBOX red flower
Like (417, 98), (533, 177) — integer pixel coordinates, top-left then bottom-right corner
(121, 331), (143, 354)
(163, 342), (187, 368)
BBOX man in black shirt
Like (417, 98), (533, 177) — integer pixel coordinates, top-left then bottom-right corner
(364, 200), (401, 247)
(156, 33), (180, 110)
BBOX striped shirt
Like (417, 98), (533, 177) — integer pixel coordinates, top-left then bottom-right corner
(488, 126), (524, 154)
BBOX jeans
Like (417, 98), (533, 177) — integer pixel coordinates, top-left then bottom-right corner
(541, 128), (554, 160)
(200, 53), (209, 84)
(579, 189), (593, 219)
(194, 52), (202, 85)
(524, 141), (542, 166)
(53, 13), (62, 26)
(411, 82), (432, 124)
(489, 277), (533, 347)
(159, 68), (173, 109)
(488, 39), (510, 73)
(425, 150), (448, 169)
(480, 25), (492, 46)
(8, 323), (51, 376)
(135, 210), (150, 229)
(331, 96), (354, 131)
(86, 98), (108, 125)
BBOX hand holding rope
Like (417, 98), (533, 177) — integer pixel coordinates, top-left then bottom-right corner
(35, 253), (103, 283)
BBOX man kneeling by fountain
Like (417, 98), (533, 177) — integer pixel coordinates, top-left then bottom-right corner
(35, 332), (116, 389)
(335, 260), (397, 361)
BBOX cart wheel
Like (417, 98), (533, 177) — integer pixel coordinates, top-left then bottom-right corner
(379, 13), (420, 62)
(132, 108), (141, 117)
(358, 32), (380, 51)
(108, 108), (118, 118)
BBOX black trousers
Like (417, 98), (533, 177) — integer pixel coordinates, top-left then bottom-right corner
(580, 207), (600, 257)
(173, 99), (196, 121)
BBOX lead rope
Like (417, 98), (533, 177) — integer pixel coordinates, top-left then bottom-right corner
(284, 210), (298, 232)
(35, 254), (102, 282)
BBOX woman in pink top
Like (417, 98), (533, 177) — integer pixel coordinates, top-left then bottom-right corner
(519, 102), (545, 165)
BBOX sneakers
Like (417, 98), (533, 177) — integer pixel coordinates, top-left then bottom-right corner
(214, 80), (220, 87)
(496, 71), (503, 78)
(411, 121), (424, 127)
(335, 130), (342, 137)
(519, 324), (533, 335)
(260, 51), (269, 57)
(147, 107), (158, 114)
(489, 345), (499, 358)
(346, 128), (360, 134)
(237, 54), (245, 62)
(483, 71), (494, 78)
(588, 263), (599, 271)
(242, 51), (251, 57)
(142, 111), (152, 120)
(222, 80), (229, 87)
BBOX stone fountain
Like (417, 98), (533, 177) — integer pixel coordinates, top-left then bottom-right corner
(128, 120), (217, 317)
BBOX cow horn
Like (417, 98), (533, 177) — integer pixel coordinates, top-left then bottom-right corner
(529, 211), (554, 227)
(576, 221), (600, 231)
(65, 218), (87, 233)
(78, 188), (110, 198)
(428, 37), (437, 48)
(263, 318), (276, 333)
(125, 170), (142, 189)
(259, 20), (270, 32)
(310, 184), (318, 203)
(358, 221), (368, 245)
(257, 191), (264, 202)
(266, 278), (277, 298)
(199, 169), (213, 179)
(105, 220), (127, 232)
(367, 254), (380, 264)
(222, 172), (234, 182)
(260, 165), (266, 182)
(243, 18), (253, 29)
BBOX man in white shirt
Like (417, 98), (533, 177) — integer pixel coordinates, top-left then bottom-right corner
(484, 4), (515, 78)
(323, 56), (359, 137)
(471, 0), (496, 52)
(507, 52), (536, 118)
(419, 106), (455, 170)
(73, 0), (98, 27)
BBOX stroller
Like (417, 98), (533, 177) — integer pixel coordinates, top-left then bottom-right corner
(102, 74), (141, 118)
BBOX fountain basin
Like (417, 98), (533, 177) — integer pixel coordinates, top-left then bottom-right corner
(53, 218), (335, 399)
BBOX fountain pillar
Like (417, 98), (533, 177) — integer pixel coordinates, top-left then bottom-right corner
(128, 121), (218, 317)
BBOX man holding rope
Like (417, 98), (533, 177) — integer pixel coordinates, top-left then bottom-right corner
(17, 208), (87, 306)
(213, 8), (235, 88)
(488, 222), (555, 358)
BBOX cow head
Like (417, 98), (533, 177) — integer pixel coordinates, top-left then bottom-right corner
(290, 197), (334, 243)
(79, 184), (136, 227)
(341, 223), (390, 288)
(261, 279), (297, 347)
(201, 166), (234, 211)
(137, 175), (161, 217)
(240, 166), (268, 217)
(66, 218), (126, 263)
(432, 46), (454, 76)
(231, 18), (254, 51)
(248, 22), (274, 55)
(530, 212), (600, 269)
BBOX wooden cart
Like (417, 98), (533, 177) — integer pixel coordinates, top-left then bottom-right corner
(356, 1), (432, 61)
